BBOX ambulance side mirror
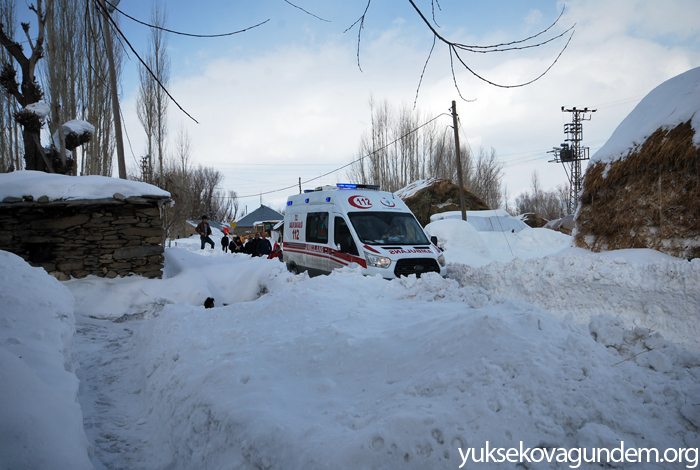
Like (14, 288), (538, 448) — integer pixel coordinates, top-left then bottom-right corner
(430, 236), (438, 246)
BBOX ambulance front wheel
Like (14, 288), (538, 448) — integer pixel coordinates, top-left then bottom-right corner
(287, 262), (299, 275)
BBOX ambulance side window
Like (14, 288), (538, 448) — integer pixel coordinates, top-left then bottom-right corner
(334, 217), (358, 256)
(306, 212), (329, 244)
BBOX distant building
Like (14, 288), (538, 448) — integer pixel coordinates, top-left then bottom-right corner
(234, 205), (283, 236)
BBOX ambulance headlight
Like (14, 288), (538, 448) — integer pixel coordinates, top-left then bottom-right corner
(437, 252), (446, 267)
(365, 251), (391, 269)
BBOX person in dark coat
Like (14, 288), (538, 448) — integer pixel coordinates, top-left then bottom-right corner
(221, 233), (230, 252)
(257, 233), (272, 257)
(245, 234), (259, 256)
(229, 236), (243, 253)
(196, 215), (215, 250)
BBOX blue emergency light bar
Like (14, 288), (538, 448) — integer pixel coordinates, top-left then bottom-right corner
(336, 183), (380, 190)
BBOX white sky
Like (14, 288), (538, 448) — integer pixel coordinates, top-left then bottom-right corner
(17, 0), (700, 215)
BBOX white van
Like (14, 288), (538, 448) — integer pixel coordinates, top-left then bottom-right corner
(283, 184), (446, 279)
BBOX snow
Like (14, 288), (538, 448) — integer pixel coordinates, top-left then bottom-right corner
(2, 219), (700, 468)
(394, 177), (440, 199)
(52, 120), (96, 149)
(0, 251), (92, 470)
(591, 66), (700, 165)
(25, 102), (50, 120)
(430, 209), (530, 232)
(0, 170), (169, 202)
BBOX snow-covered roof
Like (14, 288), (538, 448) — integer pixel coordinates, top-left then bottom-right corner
(0, 170), (170, 202)
(592, 66), (700, 165)
(236, 205), (283, 227)
(430, 209), (529, 232)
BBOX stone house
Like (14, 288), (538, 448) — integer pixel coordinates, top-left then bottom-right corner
(0, 171), (171, 280)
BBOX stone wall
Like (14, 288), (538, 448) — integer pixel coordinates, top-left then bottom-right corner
(0, 195), (170, 280)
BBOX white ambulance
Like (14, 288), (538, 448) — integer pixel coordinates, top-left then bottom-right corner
(283, 183), (446, 279)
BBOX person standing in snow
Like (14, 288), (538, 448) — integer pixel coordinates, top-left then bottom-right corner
(268, 242), (283, 261)
(229, 235), (243, 253)
(196, 215), (215, 250)
(257, 232), (272, 258)
(246, 233), (260, 257)
(221, 233), (230, 252)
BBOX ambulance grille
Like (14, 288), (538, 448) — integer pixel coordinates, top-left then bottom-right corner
(394, 258), (440, 278)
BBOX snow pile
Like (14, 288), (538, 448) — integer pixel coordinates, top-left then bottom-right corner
(394, 177), (440, 199)
(591, 66), (700, 164)
(0, 251), (92, 470)
(424, 219), (494, 266)
(65, 246), (289, 320)
(425, 218), (571, 267)
(450, 248), (700, 351)
(137, 268), (699, 469)
(0, 170), (169, 202)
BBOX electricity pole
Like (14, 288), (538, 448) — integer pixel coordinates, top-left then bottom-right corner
(549, 106), (596, 213)
(451, 101), (467, 221)
(99, 0), (126, 179)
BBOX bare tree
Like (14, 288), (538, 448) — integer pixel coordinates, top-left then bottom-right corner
(0, 0), (20, 172)
(136, 0), (169, 188)
(0, 0), (50, 171)
(82, 0), (122, 176)
(514, 170), (569, 219)
(153, 126), (238, 241)
(471, 147), (503, 209)
(349, 98), (458, 192)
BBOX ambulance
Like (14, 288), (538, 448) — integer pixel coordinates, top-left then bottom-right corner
(283, 183), (446, 279)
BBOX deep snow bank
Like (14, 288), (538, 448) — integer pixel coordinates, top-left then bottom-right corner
(65, 247), (290, 319)
(425, 219), (572, 267)
(450, 248), (700, 352)
(138, 268), (699, 469)
(0, 251), (92, 470)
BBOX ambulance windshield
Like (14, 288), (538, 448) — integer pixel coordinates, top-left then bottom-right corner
(347, 212), (429, 245)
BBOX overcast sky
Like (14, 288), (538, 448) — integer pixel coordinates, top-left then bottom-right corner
(18, 0), (700, 216)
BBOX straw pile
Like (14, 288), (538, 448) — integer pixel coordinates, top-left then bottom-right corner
(574, 120), (700, 259)
(400, 178), (490, 226)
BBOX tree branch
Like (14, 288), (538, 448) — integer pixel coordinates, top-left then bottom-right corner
(343, 0), (371, 72)
(404, 0), (575, 95)
(282, 0), (330, 22)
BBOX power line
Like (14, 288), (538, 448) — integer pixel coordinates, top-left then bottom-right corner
(93, 0), (199, 124)
(106, 1), (270, 38)
(216, 112), (451, 199)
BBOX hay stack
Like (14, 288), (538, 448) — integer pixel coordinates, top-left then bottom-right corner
(574, 67), (700, 259)
(520, 213), (549, 229)
(398, 178), (490, 226)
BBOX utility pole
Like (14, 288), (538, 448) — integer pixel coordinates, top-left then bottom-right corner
(548, 106), (596, 213)
(140, 154), (153, 183)
(451, 101), (467, 221)
(99, 0), (126, 179)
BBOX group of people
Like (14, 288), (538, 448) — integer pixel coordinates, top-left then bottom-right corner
(196, 215), (281, 260)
